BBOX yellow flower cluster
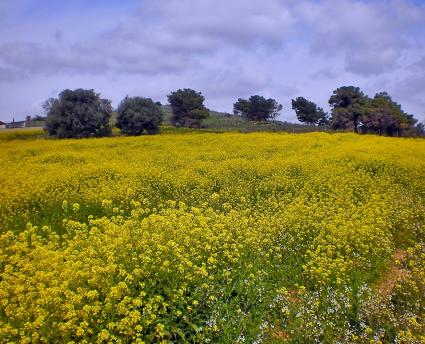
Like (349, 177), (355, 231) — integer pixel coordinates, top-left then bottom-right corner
(0, 132), (424, 342)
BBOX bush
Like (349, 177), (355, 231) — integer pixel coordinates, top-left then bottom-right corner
(116, 97), (163, 135)
(45, 89), (112, 138)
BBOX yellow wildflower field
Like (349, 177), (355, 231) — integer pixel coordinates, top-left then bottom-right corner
(0, 132), (424, 342)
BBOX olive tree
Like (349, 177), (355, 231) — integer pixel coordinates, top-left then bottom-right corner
(45, 89), (112, 138)
(116, 96), (163, 135)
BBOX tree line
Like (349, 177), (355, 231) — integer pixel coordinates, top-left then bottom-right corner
(43, 87), (424, 138)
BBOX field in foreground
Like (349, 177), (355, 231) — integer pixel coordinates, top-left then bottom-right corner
(0, 132), (424, 343)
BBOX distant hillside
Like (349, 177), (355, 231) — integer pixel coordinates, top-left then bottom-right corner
(161, 105), (329, 133)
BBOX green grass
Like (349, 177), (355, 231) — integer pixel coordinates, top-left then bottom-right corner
(162, 105), (331, 133)
(0, 128), (46, 141)
(0, 107), (328, 141)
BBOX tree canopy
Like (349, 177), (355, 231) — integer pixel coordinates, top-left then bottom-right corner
(116, 97), (163, 135)
(167, 89), (209, 128)
(329, 86), (368, 133)
(416, 122), (425, 136)
(233, 95), (282, 121)
(291, 97), (328, 126)
(44, 89), (112, 138)
(362, 92), (416, 136)
(328, 86), (417, 136)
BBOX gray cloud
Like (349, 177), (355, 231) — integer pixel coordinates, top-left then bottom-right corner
(0, 42), (109, 78)
(2, 0), (423, 79)
(298, 0), (424, 76)
(408, 56), (425, 72)
(54, 31), (63, 42)
(135, 0), (296, 49)
(395, 56), (425, 116)
(0, 0), (424, 122)
(0, 66), (26, 81)
(0, 0), (300, 81)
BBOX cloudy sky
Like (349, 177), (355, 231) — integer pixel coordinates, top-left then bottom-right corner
(1, 0), (424, 123)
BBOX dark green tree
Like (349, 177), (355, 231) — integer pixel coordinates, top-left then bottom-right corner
(33, 115), (46, 121)
(329, 86), (368, 133)
(44, 89), (112, 138)
(362, 92), (417, 136)
(167, 89), (209, 128)
(317, 112), (330, 127)
(116, 97), (163, 135)
(415, 122), (425, 136)
(291, 97), (328, 125)
(233, 95), (282, 121)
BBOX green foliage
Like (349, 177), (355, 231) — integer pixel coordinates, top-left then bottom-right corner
(329, 87), (418, 136)
(167, 88), (209, 128)
(201, 111), (330, 133)
(116, 96), (163, 135)
(160, 107), (330, 134)
(291, 96), (328, 126)
(0, 128), (45, 141)
(45, 89), (112, 138)
(415, 122), (425, 136)
(362, 92), (417, 136)
(233, 95), (282, 121)
(32, 115), (46, 121)
(329, 86), (368, 133)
